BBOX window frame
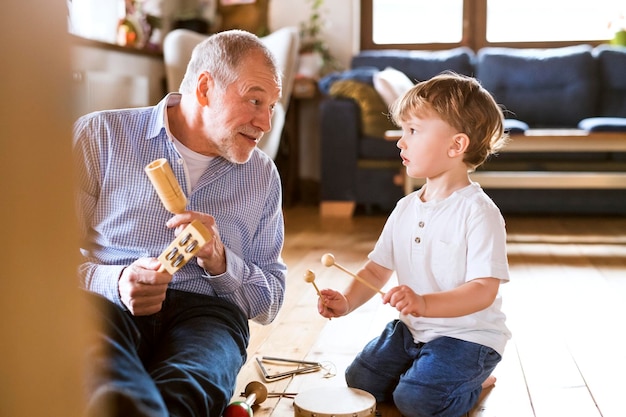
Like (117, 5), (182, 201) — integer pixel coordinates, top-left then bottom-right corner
(360, 0), (608, 51)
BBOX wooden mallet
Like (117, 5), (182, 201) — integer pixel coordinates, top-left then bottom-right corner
(304, 269), (323, 298)
(304, 269), (331, 319)
(321, 253), (385, 296)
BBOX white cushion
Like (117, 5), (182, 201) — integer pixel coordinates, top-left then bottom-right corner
(260, 26), (299, 110)
(373, 67), (414, 106)
(163, 27), (299, 160)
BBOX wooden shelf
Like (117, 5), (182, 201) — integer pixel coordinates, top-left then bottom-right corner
(386, 129), (626, 194)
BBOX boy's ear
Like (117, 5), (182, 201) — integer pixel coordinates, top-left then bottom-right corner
(448, 133), (470, 157)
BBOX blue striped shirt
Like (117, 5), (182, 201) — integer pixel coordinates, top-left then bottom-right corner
(73, 94), (287, 324)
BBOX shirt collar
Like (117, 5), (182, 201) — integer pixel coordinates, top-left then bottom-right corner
(146, 92), (182, 140)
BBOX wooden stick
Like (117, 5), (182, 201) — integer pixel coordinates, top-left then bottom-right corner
(320, 253), (386, 296)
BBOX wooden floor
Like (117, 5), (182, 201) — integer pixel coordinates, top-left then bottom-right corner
(229, 205), (626, 417)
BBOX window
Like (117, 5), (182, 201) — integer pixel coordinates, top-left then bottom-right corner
(486, 0), (622, 43)
(362, 0), (624, 50)
(371, 0), (464, 44)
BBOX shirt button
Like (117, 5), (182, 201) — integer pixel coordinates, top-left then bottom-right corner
(414, 237), (421, 244)
(418, 221), (425, 228)
(177, 158), (184, 165)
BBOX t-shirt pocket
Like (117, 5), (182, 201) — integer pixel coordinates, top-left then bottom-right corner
(431, 239), (466, 290)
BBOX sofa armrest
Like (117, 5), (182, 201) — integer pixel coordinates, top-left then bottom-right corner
(578, 117), (626, 132)
(320, 97), (361, 201)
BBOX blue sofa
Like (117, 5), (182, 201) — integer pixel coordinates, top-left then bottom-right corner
(319, 44), (626, 215)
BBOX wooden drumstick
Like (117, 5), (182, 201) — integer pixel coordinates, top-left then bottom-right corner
(304, 269), (323, 298)
(321, 253), (385, 296)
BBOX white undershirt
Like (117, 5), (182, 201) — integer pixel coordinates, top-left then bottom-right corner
(163, 98), (213, 191)
(172, 137), (213, 191)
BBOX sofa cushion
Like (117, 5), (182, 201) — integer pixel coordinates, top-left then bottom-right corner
(373, 67), (414, 106)
(503, 119), (529, 134)
(318, 67), (379, 95)
(476, 45), (598, 128)
(352, 47), (475, 82)
(593, 44), (626, 117)
(579, 117), (626, 132)
(329, 79), (397, 137)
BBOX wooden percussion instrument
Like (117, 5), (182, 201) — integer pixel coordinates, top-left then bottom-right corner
(144, 158), (187, 214)
(145, 158), (213, 274)
(224, 381), (267, 417)
(304, 269), (323, 298)
(293, 387), (376, 417)
(155, 219), (212, 274)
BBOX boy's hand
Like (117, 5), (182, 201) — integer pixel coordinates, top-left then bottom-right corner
(317, 288), (350, 318)
(384, 285), (426, 317)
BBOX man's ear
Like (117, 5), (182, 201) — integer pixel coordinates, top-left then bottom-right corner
(448, 133), (470, 158)
(195, 71), (213, 106)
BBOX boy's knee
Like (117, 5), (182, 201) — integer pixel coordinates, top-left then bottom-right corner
(345, 361), (373, 392)
(345, 360), (391, 403)
(393, 382), (472, 417)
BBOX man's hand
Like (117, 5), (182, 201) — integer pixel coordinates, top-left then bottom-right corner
(119, 258), (172, 316)
(166, 212), (226, 275)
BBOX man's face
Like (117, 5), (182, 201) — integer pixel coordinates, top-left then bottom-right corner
(205, 50), (282, 164)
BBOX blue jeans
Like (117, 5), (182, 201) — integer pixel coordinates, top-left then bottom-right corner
(345, 320), (501, 417)
(83, 289), (249, 417)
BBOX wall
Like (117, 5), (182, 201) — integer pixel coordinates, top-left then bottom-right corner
(1, 1), (90, 416)
(71, 43), (166, 119)
(269, 0), (359, 69)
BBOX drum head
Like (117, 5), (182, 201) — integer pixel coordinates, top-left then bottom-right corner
(294, 387), (376, 417)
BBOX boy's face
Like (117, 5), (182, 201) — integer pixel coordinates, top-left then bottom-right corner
(396, 113), (462, 180)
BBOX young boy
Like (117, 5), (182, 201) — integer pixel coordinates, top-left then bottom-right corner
(317, 72), (511, 417)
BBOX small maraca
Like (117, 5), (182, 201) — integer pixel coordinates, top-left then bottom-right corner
(223, 381), (268, 417)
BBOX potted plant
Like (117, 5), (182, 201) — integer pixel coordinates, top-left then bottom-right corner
(609, 12), (626, 46)
(297, 0), (337, 78)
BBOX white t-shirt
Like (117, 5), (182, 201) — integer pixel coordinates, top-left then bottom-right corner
(172, 137), (213, 191)
(162, 94), (214, 191)
(368, 182), (511, 355)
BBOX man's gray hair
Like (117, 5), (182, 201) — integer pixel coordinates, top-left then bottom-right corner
(179, 30), (281, 94)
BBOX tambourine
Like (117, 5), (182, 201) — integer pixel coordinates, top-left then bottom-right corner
(294, 386), (376, 417)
